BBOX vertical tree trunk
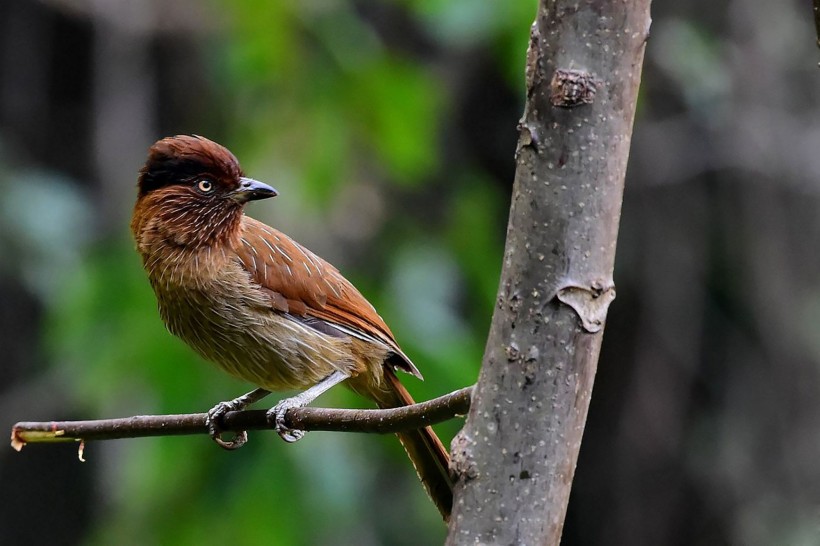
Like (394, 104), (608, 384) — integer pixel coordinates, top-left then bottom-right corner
(446, 1), (651, 544)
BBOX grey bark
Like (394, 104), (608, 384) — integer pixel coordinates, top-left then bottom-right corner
(446, 1), (650, 545)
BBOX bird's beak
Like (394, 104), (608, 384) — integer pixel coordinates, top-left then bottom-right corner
(232, 177), (278, 203)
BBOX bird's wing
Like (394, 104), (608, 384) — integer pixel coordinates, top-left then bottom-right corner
(235, 216), (421, 378)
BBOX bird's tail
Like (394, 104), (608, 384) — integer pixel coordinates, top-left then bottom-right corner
(368, 368), (453, 521)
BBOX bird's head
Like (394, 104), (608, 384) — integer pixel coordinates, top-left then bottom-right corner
(132, 135), (277, 249)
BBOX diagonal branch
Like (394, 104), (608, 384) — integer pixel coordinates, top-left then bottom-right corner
(10, 386), (473, 451)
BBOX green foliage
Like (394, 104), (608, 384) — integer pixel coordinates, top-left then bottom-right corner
(219, 1), (444, 205)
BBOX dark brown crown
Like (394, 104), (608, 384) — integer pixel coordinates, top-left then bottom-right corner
(137, 135), (243, 197)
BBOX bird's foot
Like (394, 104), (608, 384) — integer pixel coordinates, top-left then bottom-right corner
(267, 397), (307, 443)
(206, 399), (249, 450)
(265, 372), (350, 443)
(206, 388), (271, 450)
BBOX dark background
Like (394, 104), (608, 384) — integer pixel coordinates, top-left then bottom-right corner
(1, 0), (818, 544)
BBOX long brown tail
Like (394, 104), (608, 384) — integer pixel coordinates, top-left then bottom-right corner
(369, 369), (453, 521)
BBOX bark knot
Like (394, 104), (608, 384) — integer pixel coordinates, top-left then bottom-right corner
(550, 69), (600, 108)
(450, 429), (479, 482)
(555, 280), (616, 333)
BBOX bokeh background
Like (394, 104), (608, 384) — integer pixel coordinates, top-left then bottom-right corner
(1, 0), (818, 544)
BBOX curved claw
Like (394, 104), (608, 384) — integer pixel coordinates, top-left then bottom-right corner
(212, 429), (248, 450)
(267, 401), (306, 443)
(263, 372), (349, 443)
(207, 401), (249, 450)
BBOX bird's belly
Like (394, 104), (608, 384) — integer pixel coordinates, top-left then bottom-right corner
(154, 282), (355, 391)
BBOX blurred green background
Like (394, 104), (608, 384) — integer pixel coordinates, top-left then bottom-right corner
(2, 0), (820, 545)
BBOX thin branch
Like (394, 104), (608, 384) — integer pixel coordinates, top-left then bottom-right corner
(10, 386), (473, 451)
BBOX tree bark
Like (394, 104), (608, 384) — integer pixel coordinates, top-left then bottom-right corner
(446, 1), (650, 544)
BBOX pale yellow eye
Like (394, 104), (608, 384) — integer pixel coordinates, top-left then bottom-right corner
(197, 179), (214, 193)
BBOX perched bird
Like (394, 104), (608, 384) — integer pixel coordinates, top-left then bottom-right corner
(131, 135), (452, 519)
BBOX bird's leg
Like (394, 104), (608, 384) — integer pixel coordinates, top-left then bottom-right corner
(207, 387), (271, 450)
(268, 370), (350, 443)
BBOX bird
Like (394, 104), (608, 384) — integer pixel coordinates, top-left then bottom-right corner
(131, 135), (453, 520)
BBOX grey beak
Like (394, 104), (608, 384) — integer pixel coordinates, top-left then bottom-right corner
(233, 177), (278, 202)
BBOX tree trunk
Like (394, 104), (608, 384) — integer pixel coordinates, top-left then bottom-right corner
(446, 1), (651, 544)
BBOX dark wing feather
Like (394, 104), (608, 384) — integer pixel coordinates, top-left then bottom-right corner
(235, 216), (421, 378)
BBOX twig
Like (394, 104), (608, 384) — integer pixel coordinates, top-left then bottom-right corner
(10, 386), (473, 451)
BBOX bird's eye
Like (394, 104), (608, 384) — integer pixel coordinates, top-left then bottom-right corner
(197, 179), (214, 193)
